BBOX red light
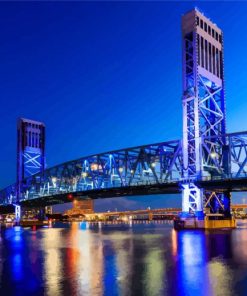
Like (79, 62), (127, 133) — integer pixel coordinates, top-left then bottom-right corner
(68, 194), (73, 200)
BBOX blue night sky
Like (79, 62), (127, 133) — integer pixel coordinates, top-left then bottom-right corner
(1, 1), (247, 212)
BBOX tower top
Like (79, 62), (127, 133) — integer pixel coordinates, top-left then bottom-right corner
(18, 117), (45, 127)
(182, 8), (222, 37)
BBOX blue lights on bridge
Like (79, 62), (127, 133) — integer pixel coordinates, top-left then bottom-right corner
(0, 132), (247, 207)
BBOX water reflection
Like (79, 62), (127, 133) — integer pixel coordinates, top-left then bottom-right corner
(171, 229), (236, 296)
(0, 221), (246, 295)
(171, 231), (208, 296)
(43, 228), (63, 296)
(8, 227), (24, 283)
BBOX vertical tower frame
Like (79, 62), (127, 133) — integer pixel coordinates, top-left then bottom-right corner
(181, 9), (228, 217)
(17, 118), (45, 202)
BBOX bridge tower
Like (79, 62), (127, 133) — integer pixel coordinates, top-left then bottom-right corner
(181, 9), (230, 220)
(17, 118), (45, 202)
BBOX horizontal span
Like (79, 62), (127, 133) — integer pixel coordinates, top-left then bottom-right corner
(3, 177), (247, 208)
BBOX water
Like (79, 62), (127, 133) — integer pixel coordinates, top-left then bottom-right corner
(0, 221), (247, 296)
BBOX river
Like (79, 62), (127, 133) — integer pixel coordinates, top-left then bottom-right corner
(0, 220), (247, 296)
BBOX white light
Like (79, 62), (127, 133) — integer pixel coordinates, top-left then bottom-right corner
(91, 163), (98, 171)
(151, 162), (156, 168)
(130, 170), (134, 174)
(210, 152), (217, 159)
(82, 172), (88, 178)
(119, 167), (123, 173)
(52, 177), (57, 183)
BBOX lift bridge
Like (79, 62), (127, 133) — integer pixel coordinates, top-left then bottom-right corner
(0, 9), (247, 225)
(1, 131), (247, 206)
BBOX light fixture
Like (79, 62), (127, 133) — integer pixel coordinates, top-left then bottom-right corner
(82, 172), (87, 178)
(210, 152), (217, 159)
(91, 163), (98, 171)
(51, 177), (57, 183)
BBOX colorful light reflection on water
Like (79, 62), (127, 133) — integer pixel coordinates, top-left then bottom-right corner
(0, 221), (247, 295)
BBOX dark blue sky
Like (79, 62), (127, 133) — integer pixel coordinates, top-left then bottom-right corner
(1, 1), (247, 210)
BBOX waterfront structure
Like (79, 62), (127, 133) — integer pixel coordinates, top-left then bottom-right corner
(181, 9), (230, 222)
(0, 9), (246, 228)
(84, 207), (180, 221)
(17, 118), (45, 201)
(16, 118), (45, 219)
(65, 199), (94, 217)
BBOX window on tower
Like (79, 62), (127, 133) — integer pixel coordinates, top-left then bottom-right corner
(196, 16), (199, 26)
(212, 29), (215, 38)
(200, 19), (203, 29)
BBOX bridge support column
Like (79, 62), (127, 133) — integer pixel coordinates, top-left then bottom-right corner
(175, 189), (235, 230)
(181, 183), (204, 219)
(15, 205), (21, 223)
(204, 191), (232, 219)
(176, 9), (236, 230)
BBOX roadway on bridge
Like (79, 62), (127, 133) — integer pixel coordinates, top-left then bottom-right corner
(8, 176), (247, 208)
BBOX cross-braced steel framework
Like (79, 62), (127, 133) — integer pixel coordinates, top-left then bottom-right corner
(17, 118), (45, 203)
(181, 9), (228, 217)
(1, 132), (247, 206)
(0, 140), (183, 205)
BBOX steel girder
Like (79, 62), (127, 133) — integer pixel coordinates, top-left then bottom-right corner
(0, 140), (183, 205)
(1, 133), (247, 206)
(182, 31), (199, 178)
(23, 148), (43, 176)
(182, 30), (204, 215)
(199, 75), (226, 177)
(201, 132), (247, 180)
(229, 133), (247, 178)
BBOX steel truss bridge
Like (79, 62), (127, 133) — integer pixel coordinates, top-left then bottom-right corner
(1, 131), (247, 207)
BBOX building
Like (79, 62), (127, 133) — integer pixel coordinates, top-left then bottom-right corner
(65, 199), (94, 217)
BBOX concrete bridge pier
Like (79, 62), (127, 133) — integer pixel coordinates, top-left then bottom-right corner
(176, 189), (236, 230)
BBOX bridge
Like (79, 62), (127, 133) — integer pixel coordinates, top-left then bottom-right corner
(1, 132), (247, 208)
(66, 207), (182, 221)
(0, 8), (246, 228)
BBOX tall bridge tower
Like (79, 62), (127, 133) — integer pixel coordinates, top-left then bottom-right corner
(181, 9), (230, 219)
(17, 118), (45, 202)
